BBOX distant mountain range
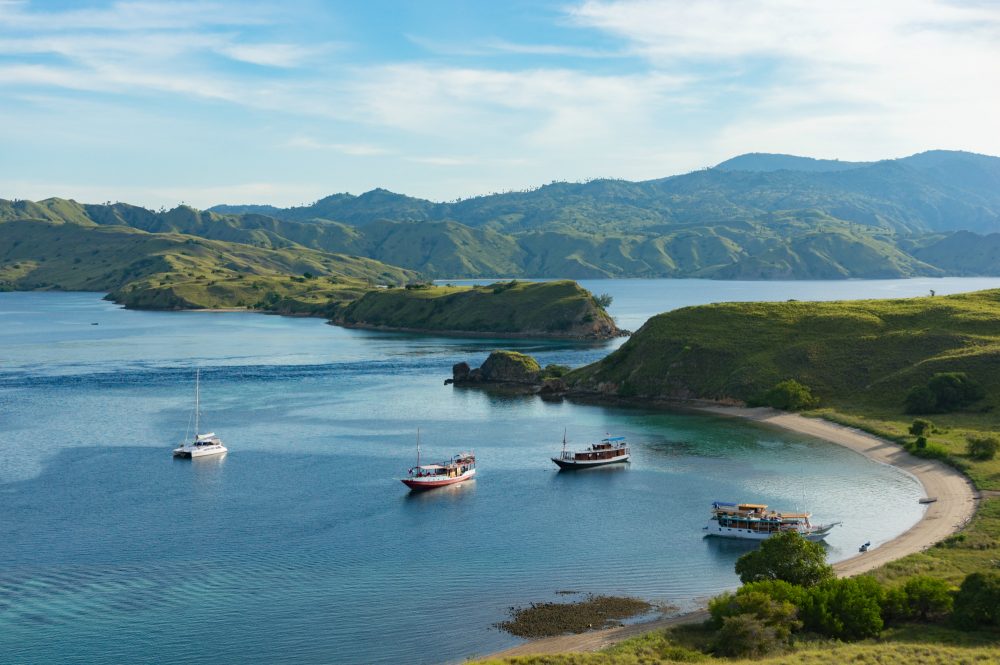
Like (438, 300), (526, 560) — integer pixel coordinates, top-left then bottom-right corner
(5, 150), (1000, 279)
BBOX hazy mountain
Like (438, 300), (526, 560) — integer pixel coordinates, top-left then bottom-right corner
(6, 150), (1000, 280)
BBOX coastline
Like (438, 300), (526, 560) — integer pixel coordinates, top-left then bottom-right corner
(483, 405), (978, 661)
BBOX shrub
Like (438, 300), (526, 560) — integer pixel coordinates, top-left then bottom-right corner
(915, 436), (928, 449)
(739, 580), (809, 608)
(760, 379), (819, 411)
(966, 435), (999, 461)
(906, 372), (985, 414)
(901, 575), (953, 621)
(801, 577), (885, 640)
(711, 614), (781, 658)
(595, 292), (614, 308)
(953, 571), (1000, 628)
(905, 386), (938, 414)
(909, 419), (934, 436)
(735, 531), (834, 588)
(540, 364), (571, 380)
(708, 590), (800, 641)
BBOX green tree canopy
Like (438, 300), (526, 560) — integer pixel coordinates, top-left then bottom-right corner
(760, 379), (819, 411)
(734, 531), (834, 587)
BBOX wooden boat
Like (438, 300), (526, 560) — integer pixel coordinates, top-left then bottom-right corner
(551, 431), (630, 469)
(704, 501), (841, 542)
(400, 430), (475, 491)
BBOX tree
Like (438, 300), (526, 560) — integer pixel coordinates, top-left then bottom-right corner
(908, 419), (934, 436)
(905, 385), (938, 414)
(902, 575), (953, 621)
(801, 577), (885, 640)
(594, 293), (613, 308)
(966, 435), (999, 461)
(907, 372), (986, 414)
(761, 379), (819, 411)
(735, 531), (834, 587)
(953, 571), (1000, 628)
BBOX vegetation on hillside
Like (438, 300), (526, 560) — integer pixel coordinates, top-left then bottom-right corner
(334, 280), (619, 338)
(6, 150), (1000, 280)
(0, 218), (415, 313)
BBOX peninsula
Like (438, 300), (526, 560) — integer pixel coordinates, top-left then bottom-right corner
(461, 289), (1000, 663)
(334, 280), (619, 339)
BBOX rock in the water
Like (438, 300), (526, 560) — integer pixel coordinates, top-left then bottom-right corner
(452, 361), (471, 382)
(452, 350), (542, 385)
(479, 351), (541, 383)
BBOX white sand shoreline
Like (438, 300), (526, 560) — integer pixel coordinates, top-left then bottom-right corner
(483, 406), (978, 661)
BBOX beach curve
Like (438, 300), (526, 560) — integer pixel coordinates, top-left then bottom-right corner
(481, 406), (978, 661)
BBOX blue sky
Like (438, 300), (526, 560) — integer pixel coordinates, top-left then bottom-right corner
(2, 0), (999, 208)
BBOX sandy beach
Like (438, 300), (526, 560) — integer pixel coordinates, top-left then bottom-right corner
(484, 407), (978, 661)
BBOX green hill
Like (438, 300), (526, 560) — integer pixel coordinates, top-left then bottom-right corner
(6, 150), (1000, 279)
(566, 288), (1000, 487)
(0, 218), (416, 313)
(335, 280), (619, 338)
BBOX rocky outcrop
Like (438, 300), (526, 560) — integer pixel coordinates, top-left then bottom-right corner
(449, 351), (541, 385)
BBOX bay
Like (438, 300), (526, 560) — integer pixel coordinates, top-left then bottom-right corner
(4, 277), (994, 665)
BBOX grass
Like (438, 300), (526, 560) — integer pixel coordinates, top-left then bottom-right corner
(567, 289), (1000, 488)
(0, 218), (415, 314)
(335, 279), (619, 338)
(477, 622), (1000, 664)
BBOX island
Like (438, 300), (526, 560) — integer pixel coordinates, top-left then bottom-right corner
(0, 216), (620, 339)
(333, 280), (620, 339)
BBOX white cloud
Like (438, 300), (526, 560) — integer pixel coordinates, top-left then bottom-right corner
(285, 137), (392, 156)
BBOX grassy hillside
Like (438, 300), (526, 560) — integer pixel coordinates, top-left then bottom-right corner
(334, 280), (619, 338)
(7, 151), (1000, 280)
(567, 289), (1000, 488)
(0, 219), (416, 313)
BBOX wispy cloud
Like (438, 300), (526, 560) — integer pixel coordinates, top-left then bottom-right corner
(285, 136), (392, 156)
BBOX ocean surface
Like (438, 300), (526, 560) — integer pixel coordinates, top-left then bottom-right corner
(2, 277), (995, 665)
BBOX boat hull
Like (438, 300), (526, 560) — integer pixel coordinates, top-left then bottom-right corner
(703, 522), (833, 542)
(173, 445), (227, 459)
(401, 469), (476, 491)
(551, 454), (629, 470)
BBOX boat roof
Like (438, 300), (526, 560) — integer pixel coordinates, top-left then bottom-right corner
(602, 436), (626, 442)
(416, 464), (446, 470)
(195, 433), (217, 441)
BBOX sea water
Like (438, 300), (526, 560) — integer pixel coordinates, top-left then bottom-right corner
(4, 278), (992, 664)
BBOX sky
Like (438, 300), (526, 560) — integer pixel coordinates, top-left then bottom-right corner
(1, 0), (999, 209)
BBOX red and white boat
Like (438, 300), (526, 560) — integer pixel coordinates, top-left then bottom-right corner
(400, 431), (476, 491)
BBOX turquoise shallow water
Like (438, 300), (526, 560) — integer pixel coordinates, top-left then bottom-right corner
(3, 278), (992, 664)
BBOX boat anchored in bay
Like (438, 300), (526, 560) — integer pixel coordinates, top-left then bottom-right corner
(401, 430), (476, 491)
(172, 369), (228, 459)
(704, 501), (840, 542)
(551, 431), (630, 469)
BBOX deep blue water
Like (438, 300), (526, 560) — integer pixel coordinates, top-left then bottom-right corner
(4, 278), (993, 664)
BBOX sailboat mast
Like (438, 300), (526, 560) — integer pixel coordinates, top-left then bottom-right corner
(416, 427), (421, 466)
(562, 427), (567, 454)
(195, 369), (200, 434)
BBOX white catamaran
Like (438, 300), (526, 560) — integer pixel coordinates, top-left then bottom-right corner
(172, 370), (227, 459)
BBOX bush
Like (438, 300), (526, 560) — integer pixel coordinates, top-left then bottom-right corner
(760, 379), (819, 411)
(915, 436), (928, 449)
(540, 364), (571, 380)
(801, 577), (885, 640)
(906, 372), (985, 414)
(595, 292), (614, 308)
(966, 435), (999, 461)
(909, 419), (934, 436)
(735, 531), (834, 588)
(901, 575), (953, 621)
(953, 571), (1000, 628)
(708, 590), (800, 640)
(711, 614), (782, 658)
